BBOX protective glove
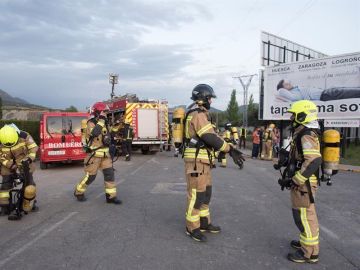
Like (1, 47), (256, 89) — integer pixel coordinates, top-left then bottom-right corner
(229, 145), (245, 169)
(21, 157), (32, 167)
(278, 177), (293, 190)
(82, 145), (92, 153)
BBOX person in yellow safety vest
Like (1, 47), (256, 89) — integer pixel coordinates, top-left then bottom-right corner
(261, 123), (275, 160)
(239, 127), (247, 149)
(74, 102), (122, 204)
(218, 123), (232, 167)
(284, 100), (322, 263)
(0, 124), (39, 219)
(183, 84), (241, 242)
(120, 119), (134, 161)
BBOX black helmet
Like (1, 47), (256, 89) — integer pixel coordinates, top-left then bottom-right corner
(224, 122), (232, 130)
(191, 84), (216, 109)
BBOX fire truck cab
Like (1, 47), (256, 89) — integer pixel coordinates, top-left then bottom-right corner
(39, 112), (89, 169)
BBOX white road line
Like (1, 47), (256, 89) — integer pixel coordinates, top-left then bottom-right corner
(0, 211), (78, 268)
(130, 159), (153, 175)
(320, 224), (339, 240)
(96, 178), (126, 198)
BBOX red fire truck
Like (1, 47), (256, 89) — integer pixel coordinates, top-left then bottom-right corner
(39, 112), (89, 169)
(104, 94), (169, 154)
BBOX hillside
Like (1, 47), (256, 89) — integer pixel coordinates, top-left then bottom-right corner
(0, 88), (49, 110)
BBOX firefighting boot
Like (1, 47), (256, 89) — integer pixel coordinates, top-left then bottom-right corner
(8, 212), (22, 221)
(32, 200), (39, 212)
(290, 240), (301, 249)
(200, 217), (221, 233)
(74, 191), (87, 202)
(106, 195), (122, 205)
(185, 228), (207, 242)
(287, 249), (319, 264)
(125, 155), (131, 161)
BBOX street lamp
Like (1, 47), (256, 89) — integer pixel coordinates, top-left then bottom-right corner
(109, 73), (119, 99)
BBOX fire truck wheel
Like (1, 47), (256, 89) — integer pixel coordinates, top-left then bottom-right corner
(40, 162), (48, 170)
(141, 149), (149, 155)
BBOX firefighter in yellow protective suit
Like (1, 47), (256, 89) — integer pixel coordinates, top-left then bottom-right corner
(285, 100), (322, 263)
(183, 84), (242, 242)
(261, 123), (275, 160)
(218, 123), (232, 167)
(0, 124), (39, 219)
(120, 119), (134, 161)
(74, 102), (122, 204)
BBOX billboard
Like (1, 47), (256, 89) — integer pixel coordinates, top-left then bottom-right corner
(263, 52), (360, 120)
(260, 31), (327, 67)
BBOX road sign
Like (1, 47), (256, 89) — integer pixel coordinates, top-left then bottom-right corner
(324, 119), (360, 128)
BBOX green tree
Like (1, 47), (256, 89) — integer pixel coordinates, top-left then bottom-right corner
(65, 105), (78, 112)
(226, 89), (240, 126)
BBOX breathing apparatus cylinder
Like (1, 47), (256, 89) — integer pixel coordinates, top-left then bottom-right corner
(22, 185), (36, 212)
(231, 127), (239, 141)
(172, 107), (185, 152)
(81, 119), (88, 146)
(322, 129), (340, 178)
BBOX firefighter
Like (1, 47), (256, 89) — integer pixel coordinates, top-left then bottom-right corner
(74, 102), (122, 204)
(183, 84), (240, 242)
(261, 123), (275, 160)
(217, 123), (232, 167)
(239, 126), (247, 149)
(0, 124), (38, 218)
(120, 119), (134, 161)
(286, 100), (322, 263)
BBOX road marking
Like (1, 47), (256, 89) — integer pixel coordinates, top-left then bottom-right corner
(96, 178), (126, 198)
(320, 224), (339, 240)
(151, 183), (186, 194)
(0, 211), (78, 268)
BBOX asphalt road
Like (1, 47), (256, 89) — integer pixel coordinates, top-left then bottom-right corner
(0, 151), (359, 270)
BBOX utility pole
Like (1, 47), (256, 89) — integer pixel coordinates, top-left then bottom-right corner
(233, 74), (257, 127)
(109, 73), (119, 99)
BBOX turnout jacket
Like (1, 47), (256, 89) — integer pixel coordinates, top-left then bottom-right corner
(0, 131), (38, 173)
(290, 125), (322, 208)
(86, 118), (111, 158)
(184, 106), (230, 164)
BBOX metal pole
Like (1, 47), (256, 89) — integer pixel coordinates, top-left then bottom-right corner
(233, 74), (257, 128)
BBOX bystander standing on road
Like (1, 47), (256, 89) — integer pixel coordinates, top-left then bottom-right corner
(251, 127), (261, 159)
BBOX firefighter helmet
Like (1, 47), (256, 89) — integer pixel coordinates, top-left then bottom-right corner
(269, 123), (275, 129)
(287, 100), (318, 125)
(91, 102), (109, 115)
(191, 84), (216, 109)
(224, 122), (232, 130)
(0, 125), (19, 147)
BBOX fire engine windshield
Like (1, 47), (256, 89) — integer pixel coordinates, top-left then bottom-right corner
(46, 116), (83, 136)
(67, 116), (82, 136)
(47, 117), (64, 135)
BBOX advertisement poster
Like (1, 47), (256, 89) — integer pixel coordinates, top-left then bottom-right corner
(263, 52), (360, 120)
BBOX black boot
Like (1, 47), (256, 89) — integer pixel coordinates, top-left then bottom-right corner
(287, 249), (319, 264)
(106, 196), (122, 205)
(32, 200), (39, 212)
(74, 191), (86, 202)
(200, 217), (221, 233)
(290, 240), (301, 249)
(185, 228), (207, 242)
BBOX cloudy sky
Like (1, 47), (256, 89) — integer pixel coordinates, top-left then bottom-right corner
(0, 0), (359, 110)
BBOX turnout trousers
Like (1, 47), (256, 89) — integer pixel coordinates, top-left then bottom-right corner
(75, 155), (117, 199)
(185, 162), (212, 232)
(0, 164), (36, 211)
(292, 204), (319, 258)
